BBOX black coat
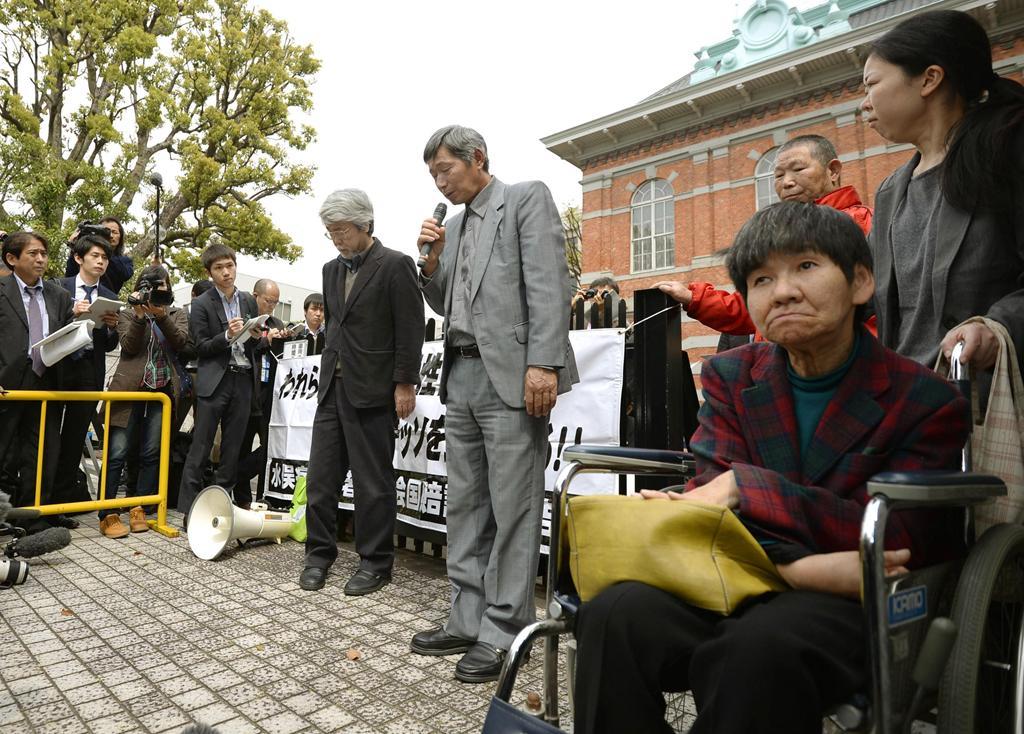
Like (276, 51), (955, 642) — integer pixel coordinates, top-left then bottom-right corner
(56, 276), (120, 387)
(188, 286), (260, 398)
(0, 274), (73, 389)
(319, 238), (424, 408)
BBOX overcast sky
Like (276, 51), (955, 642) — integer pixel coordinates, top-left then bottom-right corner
(240, 0), (820, 290)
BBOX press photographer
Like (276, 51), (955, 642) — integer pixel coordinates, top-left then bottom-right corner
(50, 228), (121, 518)
(64, 218), (134, 294)
(98, 265), (191, 539)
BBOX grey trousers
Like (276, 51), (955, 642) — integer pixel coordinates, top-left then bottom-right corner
(443, 356), (547, 649)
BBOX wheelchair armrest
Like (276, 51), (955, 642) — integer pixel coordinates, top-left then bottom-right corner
(867, 470), (1006, 506)
(561, 445), (693, 473)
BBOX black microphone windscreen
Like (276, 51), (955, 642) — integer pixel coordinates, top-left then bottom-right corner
(149, 172), (164, 187)
(4, 508), (42, 522)
(432, 202), (447, 224)
(16, 527), (71, 558)
(0, 491), (10, 523)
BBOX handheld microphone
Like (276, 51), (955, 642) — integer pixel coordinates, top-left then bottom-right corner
(417, 203), (448, 270)
(9, 527), (71, 558)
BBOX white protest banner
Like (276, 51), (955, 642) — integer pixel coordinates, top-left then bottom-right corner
(265, 329), (626, 548)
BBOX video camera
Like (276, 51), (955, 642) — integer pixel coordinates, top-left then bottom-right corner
(75, 221), (112, 242)
(127, 275), (174, 307)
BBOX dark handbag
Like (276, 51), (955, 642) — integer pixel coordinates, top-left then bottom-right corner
(482, 698), (565, 734)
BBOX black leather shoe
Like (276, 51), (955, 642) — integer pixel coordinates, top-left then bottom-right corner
(343, 569), (390, 596)
(299, 567), (327, 591)
(410, 627), (474, 656)
(48, 514), (79, 529)
(455, 641), (506, 683)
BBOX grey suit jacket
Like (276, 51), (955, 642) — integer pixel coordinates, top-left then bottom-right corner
(422, 178), (578, 409)
(870, 151), (1024, 367)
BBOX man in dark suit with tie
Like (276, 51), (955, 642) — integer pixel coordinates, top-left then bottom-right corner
(176, 243), (263, 521)
(237, 278), (287, 505)
(0, 232), (73, 520)
(298, 188), (424, 596)
(51, 233), (121, 512)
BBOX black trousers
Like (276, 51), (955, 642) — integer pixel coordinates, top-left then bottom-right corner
(237, 379), (273, 503)
(304, 375), (396, 575)
(0, 367), (61, 509)
(573, 582), (866, 734)
(51, 357), (101, 505)
(177, 370), (252, 514)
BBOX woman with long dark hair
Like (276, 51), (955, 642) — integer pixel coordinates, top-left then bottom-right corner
(64, 215), (134, 293)
(862, 9), (1024, 370)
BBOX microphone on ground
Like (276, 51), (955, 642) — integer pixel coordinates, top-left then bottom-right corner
(417, 203), (448, 270)
(13, 527), (72, 558)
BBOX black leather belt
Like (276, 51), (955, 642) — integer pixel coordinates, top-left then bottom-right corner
(451, 344), (480, 358)
(228, 365), (252, 374)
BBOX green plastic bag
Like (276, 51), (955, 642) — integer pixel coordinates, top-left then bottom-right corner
(289, 475), (308, 542)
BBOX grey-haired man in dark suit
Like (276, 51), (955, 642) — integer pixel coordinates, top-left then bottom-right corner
(298, 188), (424, 597)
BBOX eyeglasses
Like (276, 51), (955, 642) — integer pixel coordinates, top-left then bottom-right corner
(259, 296), (280, 307)
(323, 224), (356, 241)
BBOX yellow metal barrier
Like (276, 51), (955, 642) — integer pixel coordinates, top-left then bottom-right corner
(0, 390), (180, 538)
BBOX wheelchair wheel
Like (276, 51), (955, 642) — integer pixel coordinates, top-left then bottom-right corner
(938, 523), (1024, 734)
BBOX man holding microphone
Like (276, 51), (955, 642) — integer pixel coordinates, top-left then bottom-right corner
(411, 125), (577, 683)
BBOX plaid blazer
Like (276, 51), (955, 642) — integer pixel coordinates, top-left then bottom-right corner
(688, 329), (970, 567)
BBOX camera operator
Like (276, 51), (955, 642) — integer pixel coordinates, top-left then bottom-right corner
(64, 217), (133, 294)
(571, 276), (622, 329)
(98, 265), (191, 538)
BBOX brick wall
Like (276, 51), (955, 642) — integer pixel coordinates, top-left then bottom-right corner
(577, 34), (1024, 373)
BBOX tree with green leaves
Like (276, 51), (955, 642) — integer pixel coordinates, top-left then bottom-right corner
(562, 203), (583, 288)
(0, 0), (318, 281)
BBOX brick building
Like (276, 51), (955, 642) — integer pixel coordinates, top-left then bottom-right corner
(544, 0), (1024, 367)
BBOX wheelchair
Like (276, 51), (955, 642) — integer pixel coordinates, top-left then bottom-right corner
(489, 343), (1024, 734)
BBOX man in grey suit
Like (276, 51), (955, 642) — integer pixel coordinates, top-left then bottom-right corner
(410, 125), (577, 683)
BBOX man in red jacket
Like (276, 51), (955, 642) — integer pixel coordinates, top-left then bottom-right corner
(657, 134), (874, 339)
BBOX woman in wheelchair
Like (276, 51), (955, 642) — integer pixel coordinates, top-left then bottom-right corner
(573, 203), (971, 734)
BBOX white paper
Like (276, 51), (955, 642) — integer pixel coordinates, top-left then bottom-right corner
(229, 314), (269, 345)
(31, 320), (95, 366)
(77, 296), (123, 323)
(282, 339), (308, 360)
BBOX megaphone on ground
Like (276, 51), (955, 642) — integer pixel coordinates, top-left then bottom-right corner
(187, 485), (293, 560)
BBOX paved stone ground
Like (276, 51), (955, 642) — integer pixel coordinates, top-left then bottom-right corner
(0, 510), (696, 734)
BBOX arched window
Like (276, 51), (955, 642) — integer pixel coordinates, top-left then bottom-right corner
(755, 147), (780, 210)
(631, 179), (675, 272)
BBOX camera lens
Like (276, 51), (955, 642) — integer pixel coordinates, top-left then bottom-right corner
(0, 557), (29, 587)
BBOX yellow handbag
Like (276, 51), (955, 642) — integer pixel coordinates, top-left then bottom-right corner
(565, 494), (788, 615)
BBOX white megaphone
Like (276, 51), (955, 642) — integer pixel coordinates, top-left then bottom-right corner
(187, 485), (294, 560)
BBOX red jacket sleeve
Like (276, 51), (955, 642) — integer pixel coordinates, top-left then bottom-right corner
(686, 283), (757, 335)
(850, 206), (873, 236)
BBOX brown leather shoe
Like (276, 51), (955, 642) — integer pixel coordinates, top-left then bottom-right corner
(128, 506), (149, 533)
(100, 514), (130, 539)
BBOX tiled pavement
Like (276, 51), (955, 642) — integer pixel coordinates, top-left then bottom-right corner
(0, 511), (696, 733)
